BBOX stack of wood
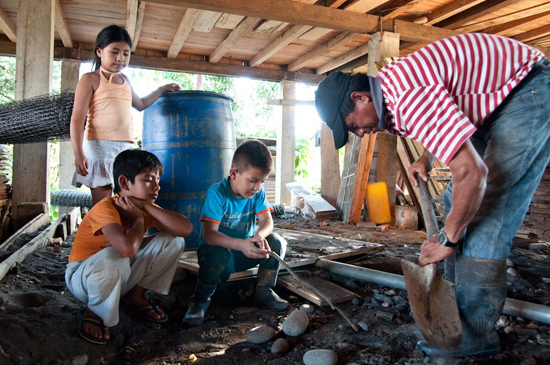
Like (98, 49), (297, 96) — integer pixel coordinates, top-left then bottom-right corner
(286, 182), (338, 221)
(518, 164), (550, 241)
(0, 144), (12, 229)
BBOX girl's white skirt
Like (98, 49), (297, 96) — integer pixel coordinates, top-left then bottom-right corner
(72, 139), (134, 189)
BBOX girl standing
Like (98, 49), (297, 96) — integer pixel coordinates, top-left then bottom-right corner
(70, 25), (179, 205)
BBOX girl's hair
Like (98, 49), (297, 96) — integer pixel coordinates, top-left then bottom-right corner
(92, 25), (133, 70)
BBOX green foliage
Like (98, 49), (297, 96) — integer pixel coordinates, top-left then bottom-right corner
(233, 80), (279, 138)
(0, 57), (16, 104)
(295, 137), (313, 179)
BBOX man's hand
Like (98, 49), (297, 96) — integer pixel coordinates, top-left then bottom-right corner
(408, 158), (432, 188)
(419, 234), (455, 265)
(241, 237), (269, 259)
(113, 196), (143, 223)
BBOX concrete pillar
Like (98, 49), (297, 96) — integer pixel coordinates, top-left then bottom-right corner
(58, 59), (80, 213)
(368, 31), (399, 223)
(12, 0), (55, 224)
(275, 80), (295, 205)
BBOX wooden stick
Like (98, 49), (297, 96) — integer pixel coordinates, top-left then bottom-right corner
(0, 213), (50, 251)
(268, 251), (360, 332)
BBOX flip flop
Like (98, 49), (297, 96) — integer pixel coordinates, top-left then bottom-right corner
(124, 300), (169, 323)
(77, 310), (108, 345)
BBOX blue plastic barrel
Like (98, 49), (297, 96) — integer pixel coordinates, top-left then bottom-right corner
(142, 91), (235, 248)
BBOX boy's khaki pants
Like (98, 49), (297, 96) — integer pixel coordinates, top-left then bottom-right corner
(65, 232), (185, 327)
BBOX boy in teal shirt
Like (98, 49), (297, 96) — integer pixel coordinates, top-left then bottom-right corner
(183, 140), (288, 326)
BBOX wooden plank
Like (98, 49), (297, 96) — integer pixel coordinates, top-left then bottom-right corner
(0, 213), (49, 251)
(193, 10), (223, 32)
(414, 0), (483, 26)
(0, 215), (65, 282)
(131, 1), (146, 52)
(249, 24), (312, 67)
(126, 0), (138, 41)
(167, 8), (201, 58)
(55, 0), (73, 48)
(254, 19), (289, 34)
(0, 4), (16, 42)
(438, 0), (524, 29)
(299, 27), (332, 41)
(482, 10), (550, 36)
(349, 134), (376, 224)
(210, 17), (260, 63)
(278, 272), (355, 306)
(0, 198), (10, 227)
(320, 123), (340, 208)
(146, 0), (460, 44)
(337, 135), (363, 222)
(515, 24), (550, 43)
(288, 31), (357, 71)
(215, 13), (245, 29)
(316, 43), (368, 74)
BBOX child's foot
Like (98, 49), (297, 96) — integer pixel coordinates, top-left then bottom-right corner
(122, 295), (168, 323)
(77, 309), (110, 345)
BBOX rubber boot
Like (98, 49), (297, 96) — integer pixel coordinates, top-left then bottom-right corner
(417, 255), (507, 358)
(183, 281), (217, 327)
(254, 269), (289, 310)
(444, 252), (457, 283)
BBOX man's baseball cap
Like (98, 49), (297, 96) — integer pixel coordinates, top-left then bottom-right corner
(314, 71), (351, 149)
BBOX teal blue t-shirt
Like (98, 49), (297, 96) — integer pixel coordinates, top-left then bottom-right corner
(199, 177), (272, 245)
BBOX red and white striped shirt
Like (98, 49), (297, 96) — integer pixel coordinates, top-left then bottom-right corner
(379, 33), (545, 165)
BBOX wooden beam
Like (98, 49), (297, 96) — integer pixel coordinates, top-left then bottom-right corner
(167, 8), (201, 58)
(0, 5), (16, 42)
(145, 0), (459, 44)
(437, 0), (524, 29)
(215, 13), (245, 29)
(250, 24), (312, 67)
(288, 31), (357, 71)
(344, 0), (387, 13)
(126, 0), (138, 41)
(457, 2), (550, 33)
(482, 10), (550, 36)
(374, 0), (418, 21)
(514, 24), (550, 43)
(55, 0), (72, 48)
(349, 134), (376, 224)
(316, 44), (368, 75)
(210, 17), (259, 63)
(332, 54), (368, 73)
(320, 123), (340, 208)
(193, 10), (223, 32)
(414, 0), (483, 26)
(132, 1), (146, 52)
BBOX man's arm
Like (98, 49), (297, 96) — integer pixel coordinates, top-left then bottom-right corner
(202, 221), (269, 259)
(419, 140), (487, 265)
(129, 197), (192, 237)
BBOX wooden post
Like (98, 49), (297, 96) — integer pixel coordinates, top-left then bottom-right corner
(276, 79), (295, 205)
(320, 123), (340, 208)
(368, 31), (399, 223)
(58, 59), (80, 214)
(12, 0), (55, 225)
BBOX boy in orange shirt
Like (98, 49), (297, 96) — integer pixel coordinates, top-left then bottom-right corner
(65, 149), (192, 344)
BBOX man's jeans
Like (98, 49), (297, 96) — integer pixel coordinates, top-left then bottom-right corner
(444, 58), (550, 260)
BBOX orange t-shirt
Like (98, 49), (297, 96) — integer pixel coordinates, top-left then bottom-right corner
(68, 196), (159, 263)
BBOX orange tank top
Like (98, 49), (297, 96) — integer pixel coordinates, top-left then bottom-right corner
(84, 69), (134, 142)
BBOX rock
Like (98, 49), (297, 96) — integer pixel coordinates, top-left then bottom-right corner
(351, 297), (361, 306)
(507, 267), (522, 278)
(246, 325), (277, 344)
(345, 279), (359, 290)
(300, 303), (315, 314)
(303, 349), (338, 365)
(376, 311), (394, 323)
(393, 295), (406, 304)
(69, 355), (88, 365)
(542, 278), (550, 284)
(358, 321), (369, 332)
(384, 289), (396, 296)
(282, 310), (309, 336)
(271, 338), (289, 354)
(506, 258), (514, 267)
(528, 243), (547, 250)
(411, 349), (424, 358)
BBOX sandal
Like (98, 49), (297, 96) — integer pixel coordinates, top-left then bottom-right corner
(124, 299), (169, 323)
(77, 310), (108, 345)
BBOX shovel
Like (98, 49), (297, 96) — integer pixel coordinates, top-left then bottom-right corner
(400, 177), (462, 352)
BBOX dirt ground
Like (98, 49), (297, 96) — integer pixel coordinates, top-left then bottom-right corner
(0, 214), (549, 365)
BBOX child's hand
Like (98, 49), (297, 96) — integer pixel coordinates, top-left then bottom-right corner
(74, 154), (89, 176)
(128, 196), (149, 211)
(162, 83), (180, 93)
(241, 237), (269, 259)
(254, 235), (271, 251)
(114, 196), (143, 222)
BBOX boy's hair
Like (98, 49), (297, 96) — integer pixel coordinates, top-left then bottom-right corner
(113, 149), (163, 194)
(232, 140), (273, 175)
(340, 73), (371, 119)
(92, 25), (133, 71)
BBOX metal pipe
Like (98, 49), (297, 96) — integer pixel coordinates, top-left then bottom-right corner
(314, 258), (550, 325)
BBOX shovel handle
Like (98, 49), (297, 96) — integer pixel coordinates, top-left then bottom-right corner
(417, 176), (438, 237)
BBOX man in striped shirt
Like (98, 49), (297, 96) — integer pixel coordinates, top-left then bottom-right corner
(315, 33), (550, 358)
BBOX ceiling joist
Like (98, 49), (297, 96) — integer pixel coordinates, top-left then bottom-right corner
(132, 1), (146, 52)
(414, 0), (483, 26)
(145, 0), (458, 44)
(483, 11), (550, 36)
(515, 23), (550, 43)
(249, 24), (313, 67)
(316, 43), (368, 75)
(54, 0), (72, 48)
(210, 17), (260, 63)
(167, 8), (201, 58)
(0, 5), (16, 43)
(438, 0), (524, 29)
(126, 0), (138, 40)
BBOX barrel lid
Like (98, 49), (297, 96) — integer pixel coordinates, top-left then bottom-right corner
(158, 90), (232, 103)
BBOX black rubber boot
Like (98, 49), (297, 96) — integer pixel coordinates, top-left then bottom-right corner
(254, 269), (289, 310)
(417, 255), (507, 358)
(444, 252), (457, 283)
(183, 281), (217, 327)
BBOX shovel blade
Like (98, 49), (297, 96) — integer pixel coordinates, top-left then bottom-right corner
(401, 259), (462, 352)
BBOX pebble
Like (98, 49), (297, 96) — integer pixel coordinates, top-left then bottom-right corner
(507, 267), (522, 278)
(300, 303), (315, 314)
(345, 279), (359, 290)
(282, 310), (309, 336)
(69, 355), (88, 365)
(504, 326), (515, 334)
(411, 349), (424, 358)
(271, 338), (289, 354)
(376, 310), (394, 323)
(246, 325), (277, 344)
(542, 278), (550, 284)
(373, 289), (380, 294)
(303, 349), (338, 365)
(351, 297), (361, 306)
(358, 321), (369, 332)
(384, 289), (396, 296)
(506, 258), (514, 267)
(528, 243), (547, 250)
(393, 296), (406, 304)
